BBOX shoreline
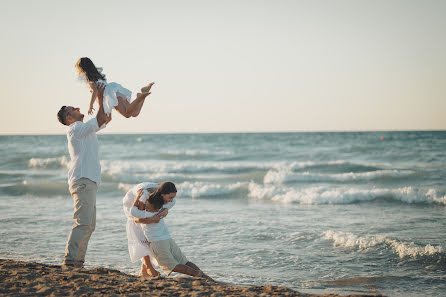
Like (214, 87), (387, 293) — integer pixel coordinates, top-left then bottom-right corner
(0, 258), (382, 297)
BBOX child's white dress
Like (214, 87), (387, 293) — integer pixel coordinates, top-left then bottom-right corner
(79, 67), (132, 115)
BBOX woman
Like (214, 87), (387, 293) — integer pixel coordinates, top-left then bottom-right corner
(130, 182), (212, 279)
(122, 182), (165, 277)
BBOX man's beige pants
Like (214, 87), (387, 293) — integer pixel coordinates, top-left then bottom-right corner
(63, 178), (97, 266)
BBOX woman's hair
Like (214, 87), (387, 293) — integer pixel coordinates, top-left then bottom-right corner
(75, 57), (106, 82)
(148, 182), (177, 210)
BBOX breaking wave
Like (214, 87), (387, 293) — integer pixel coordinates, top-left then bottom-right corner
(323, 230), (444, 260)
(178, 181), (248, 198)
(248, 183), (446, 205)
(28, 156), (70, 169)
(264, 168), (415, 184)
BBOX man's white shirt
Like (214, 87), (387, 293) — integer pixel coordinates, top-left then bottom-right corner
(66, 118), (105, 185)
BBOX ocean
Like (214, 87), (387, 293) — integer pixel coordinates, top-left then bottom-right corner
(0, 131), (445, 296)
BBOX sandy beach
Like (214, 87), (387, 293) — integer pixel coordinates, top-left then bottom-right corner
(0, 259), (382, 297)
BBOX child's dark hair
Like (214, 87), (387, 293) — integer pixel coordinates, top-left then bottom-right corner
(75, 57), (106, 82)
(148, 182), (177, 210)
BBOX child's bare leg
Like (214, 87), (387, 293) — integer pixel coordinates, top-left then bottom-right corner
(185, 261), (200, 271)
(114, 96), (131, 118)
(129, 83), (154, 117)
(172, 264), (201, 277)
(186, 261), (214, 281)
(126, 92), (150, 117)
(130, 94), (147, 117)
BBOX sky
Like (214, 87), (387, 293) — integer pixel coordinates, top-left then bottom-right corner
(0, 0), (445, 134)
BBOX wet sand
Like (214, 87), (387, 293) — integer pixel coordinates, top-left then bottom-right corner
(0, 259), (382, 297)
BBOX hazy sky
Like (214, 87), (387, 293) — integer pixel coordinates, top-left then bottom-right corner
(0, 0), (445, 134)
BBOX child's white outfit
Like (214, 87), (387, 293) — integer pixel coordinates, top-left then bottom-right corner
(79, 67), (132, 115)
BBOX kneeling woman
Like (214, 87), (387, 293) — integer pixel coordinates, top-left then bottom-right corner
(130, 182), (212, 279)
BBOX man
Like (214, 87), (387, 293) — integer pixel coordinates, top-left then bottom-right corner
(57, 84), (110, 267)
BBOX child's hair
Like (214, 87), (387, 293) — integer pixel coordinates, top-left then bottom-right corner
(148, 182), (177, 210)
(75, 57), (106, 82)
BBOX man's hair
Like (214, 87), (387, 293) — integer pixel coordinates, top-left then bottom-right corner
(57, 106), (69, 126)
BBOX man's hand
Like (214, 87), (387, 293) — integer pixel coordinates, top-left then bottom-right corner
(96, 83), (109, 127)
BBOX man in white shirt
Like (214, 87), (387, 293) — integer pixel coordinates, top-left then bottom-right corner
(57, 85), (110, 268)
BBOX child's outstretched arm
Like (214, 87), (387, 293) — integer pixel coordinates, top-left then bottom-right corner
(88, 82), (98, 115)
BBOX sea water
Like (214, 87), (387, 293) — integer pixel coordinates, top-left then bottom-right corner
(0, 132), (445, 296)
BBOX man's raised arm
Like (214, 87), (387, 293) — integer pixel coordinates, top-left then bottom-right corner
(96, 83), (111, 127)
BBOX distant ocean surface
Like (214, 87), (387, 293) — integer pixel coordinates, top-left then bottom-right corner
(0, 131), (445, 296)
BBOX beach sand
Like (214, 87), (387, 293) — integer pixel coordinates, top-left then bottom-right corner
(0, 259), (381, 297)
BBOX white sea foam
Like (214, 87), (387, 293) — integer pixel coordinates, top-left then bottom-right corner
(165, 149), (234, 156)
(117, 183), (134, 192)
(323, 230), (444, 259)
(100, 159), (274, 178)
(28, 156), (70, 169)
(178, 181), (247, 198)
(248, 182), (446, 205)
(426, 189), (446, 205)
(264, 167), (413, 184)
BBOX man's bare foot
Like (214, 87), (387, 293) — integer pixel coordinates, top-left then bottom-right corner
(141, 82), (155, 93)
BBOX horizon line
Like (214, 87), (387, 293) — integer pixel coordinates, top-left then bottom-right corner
(1, 129), (446, 136)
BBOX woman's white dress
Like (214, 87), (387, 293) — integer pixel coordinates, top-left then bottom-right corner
(122, 182), (158, 264)
(80, 67), (132, 115)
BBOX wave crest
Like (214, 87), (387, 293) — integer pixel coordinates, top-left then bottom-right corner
(264, 168), (415, 184)
(28, 156), (69, 169)
(178, 181), (247, 198)
(248, 183), (446, 205)
(323, 230), (444, 259)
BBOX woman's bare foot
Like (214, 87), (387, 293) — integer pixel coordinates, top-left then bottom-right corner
(140, 264), (160, 277)
(147, 267), (160, 277)
(141, 82), (155, 93)
(140, 264), (150, 277)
